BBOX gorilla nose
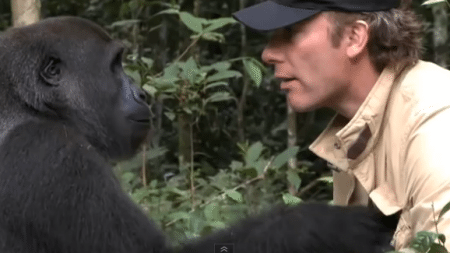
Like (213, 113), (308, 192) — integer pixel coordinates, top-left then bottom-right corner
(134, 88), (147, 103)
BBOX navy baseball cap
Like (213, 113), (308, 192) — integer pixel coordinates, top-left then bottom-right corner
(233, 0), (401, 32)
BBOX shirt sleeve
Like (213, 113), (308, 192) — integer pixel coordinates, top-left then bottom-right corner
(402, 107), (450, 250)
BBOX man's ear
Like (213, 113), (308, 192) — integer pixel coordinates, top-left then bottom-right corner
(344, 20), (370, 59)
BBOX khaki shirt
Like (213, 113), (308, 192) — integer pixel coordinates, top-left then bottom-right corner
(309, 60), (450, 250)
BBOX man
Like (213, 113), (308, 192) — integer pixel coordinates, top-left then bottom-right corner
(233, 0), (450, 251)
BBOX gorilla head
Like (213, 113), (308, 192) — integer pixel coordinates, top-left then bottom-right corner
(0, 16), (150, 160)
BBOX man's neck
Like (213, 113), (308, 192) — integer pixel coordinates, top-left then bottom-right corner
(334, 56), (381, 119)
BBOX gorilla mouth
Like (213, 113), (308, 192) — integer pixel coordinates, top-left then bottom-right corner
(130, 118), (150, 125)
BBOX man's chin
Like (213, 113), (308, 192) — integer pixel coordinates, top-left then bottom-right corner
(287, 97), (320, 113)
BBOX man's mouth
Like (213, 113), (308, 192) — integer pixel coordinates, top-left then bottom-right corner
(278, 77), (296, 83)
(279, 77), (296, 91)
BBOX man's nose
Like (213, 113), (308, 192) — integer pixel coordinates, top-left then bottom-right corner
(261, 38), (283, 65)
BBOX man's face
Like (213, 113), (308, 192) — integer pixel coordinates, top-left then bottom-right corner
(262, 14), (350, 112)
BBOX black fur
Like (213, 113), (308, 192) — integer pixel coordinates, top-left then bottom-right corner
(179, 203), (397, 253)
(0, 16), (396, 253)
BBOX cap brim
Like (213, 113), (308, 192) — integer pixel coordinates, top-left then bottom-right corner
(232, 1), (320, 32)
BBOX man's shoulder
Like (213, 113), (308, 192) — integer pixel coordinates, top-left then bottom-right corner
(397, 60), (450, 96)
(392, 60), (450, 115)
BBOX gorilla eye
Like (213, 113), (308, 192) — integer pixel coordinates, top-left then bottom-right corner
(111, 51), (124, 72)
(42, 58), (61, 78)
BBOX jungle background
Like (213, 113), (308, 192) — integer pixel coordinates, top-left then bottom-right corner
(0, 0), (449, 250)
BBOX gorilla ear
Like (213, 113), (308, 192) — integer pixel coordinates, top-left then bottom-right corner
(40, 57), (62, 85)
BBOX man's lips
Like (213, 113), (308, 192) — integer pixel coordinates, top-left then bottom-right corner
(277, 77), (296, 90)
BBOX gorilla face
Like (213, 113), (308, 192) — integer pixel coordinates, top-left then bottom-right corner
(4, 17), (151, 160)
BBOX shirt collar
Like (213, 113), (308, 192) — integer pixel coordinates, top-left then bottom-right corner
(309, 64), (401, 172)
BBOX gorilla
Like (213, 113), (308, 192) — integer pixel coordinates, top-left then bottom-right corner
(0, 16), (396, 253)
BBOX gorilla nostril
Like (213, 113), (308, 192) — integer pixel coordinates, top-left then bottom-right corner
(133, 88), (147, 102)
(138, 91), (146, 101)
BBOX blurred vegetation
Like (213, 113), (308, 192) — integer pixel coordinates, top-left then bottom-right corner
(1, 0), (450, 250)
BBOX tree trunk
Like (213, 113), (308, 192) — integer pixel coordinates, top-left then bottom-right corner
(237, 0), (249, 142)
(431, 4), (448, 67)
(287, 104), (298, 195)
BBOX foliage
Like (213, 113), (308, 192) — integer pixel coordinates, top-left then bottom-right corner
(115, 141), (312, 244)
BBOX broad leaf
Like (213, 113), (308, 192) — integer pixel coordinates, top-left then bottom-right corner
(245, 142), (264, 166)
(204, 17), (237, 32)
(282, 193), (302, 206)
(203, 81), (228, 91)
(205, 92), (233, 103)
(225, 190), (243, 203)
(201, 61), (232, 72)
(179, 12), (205, 33)
(439, 201), (450, 221)
(243, 59), (263, 87)
(110, 19), (140, 28)
(287, 170), (301, 191)
(271, 146), (299, 169)
(206, 70), (242, 83)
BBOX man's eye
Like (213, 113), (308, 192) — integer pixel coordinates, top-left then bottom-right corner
(282, 27), (295, 40)
(284, 25), (294, 33)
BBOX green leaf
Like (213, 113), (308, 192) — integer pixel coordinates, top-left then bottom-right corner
(243, 59), (263, 87)
(422, 0), (447, 5)
(438, 201), (450, 221)
(119, 3), (131, 17)
(146, 147), (169, 160)
(179, 12), (206, 33)
(201, 61), (232, 72)
(208, 221), (226, 229)
(141, 57), (154, 69)
(149, 77), (178, 91)
(125, 69), (141, 85)
(142, 84), (157, 97)
(203, 81), (228, 91)
(429, 243), (448, 253)
(245, 142), (264, 166)
(132, 188), (150, 203)
(204, 17), (237, 32)
(271, 146), (299, 170)
(205, 92), (233, 103)
(225, 190), (243, 203)
(162, 62), (181, 79)
(149, 179), (158, 189)
(282, 193), (302, 206)
(167, 187), (188, 197)
(179, 57), (200, 84)
(168, 211), (191, 221)
(206, 70), (242, 83)
(318, 176), (333, 184)
(110, 19), (140, 28)
(438, 234), (446, 244)
(121, 172), (137, 184)
(230, 160), (244, 171)
(410, 231), (439, 252)
(200, 32), (225, 43)
(204, 203), (220, 221)
(154, 8), (179, 16)
(255, 159), (269, 176)
(165, 112), (176, 121)
(128, 0), (139, 12)
(287, 170), (302, 191)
